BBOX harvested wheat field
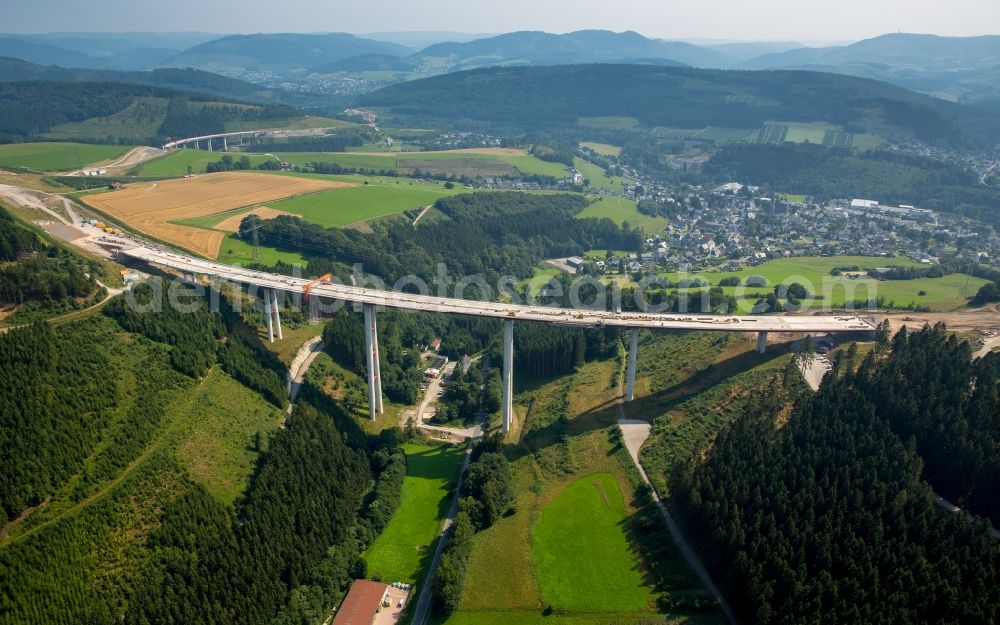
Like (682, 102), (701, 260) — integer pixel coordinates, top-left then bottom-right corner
(214, 206), (295, 232)
(84, 172), (351, 257)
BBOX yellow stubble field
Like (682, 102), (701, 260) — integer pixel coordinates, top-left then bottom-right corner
(83, 172), (352, 257)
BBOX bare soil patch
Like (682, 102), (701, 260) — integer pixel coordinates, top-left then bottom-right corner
(82, 172), (350, 257)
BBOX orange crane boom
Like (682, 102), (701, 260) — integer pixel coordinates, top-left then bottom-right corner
(303, 273), (332, 302)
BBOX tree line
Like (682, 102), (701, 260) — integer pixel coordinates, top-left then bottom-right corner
(433, 434), (514, 616)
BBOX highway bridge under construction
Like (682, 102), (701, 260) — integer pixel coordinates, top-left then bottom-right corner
(121, 245), (876, 431)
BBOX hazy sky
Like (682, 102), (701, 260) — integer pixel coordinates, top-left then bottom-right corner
(5, 0), (999, 42)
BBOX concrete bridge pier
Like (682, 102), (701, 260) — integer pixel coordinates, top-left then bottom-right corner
(502, 319), (514, 432)
(271, 289), (283, 340)
(264, 290), (274, 342)
(626, 328), (639, 401)
(757, 331), (768, 354)
(363, 303), (384, 419)
(262, 289), (283, 343)
(207, 138), (213, 152)
(222, 136), (228, 151)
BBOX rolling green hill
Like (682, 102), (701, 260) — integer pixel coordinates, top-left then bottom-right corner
(164, 33), (410, 76)
(0, 81), (301, 145)
(360, 64), (1000, 148)
(0, 275), (403, 625)
(0, 57), (269, 100)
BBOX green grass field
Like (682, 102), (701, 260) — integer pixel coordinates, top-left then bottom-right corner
(276, 149), (569, 178)
(0, 142), (132, 171)
(134, 149), (279, 176)
(365, 442), (466, 584)
(577, 196), (667, 234)
(531, 473), (654, 611)
(579, 142), (622, 156)
(217, 233), (310, 267)
(269, 182), (461, 228)
(664, 255), (986, 312)
(518, 265), (562, 295)
(444, 354), (719, 625)
(574, 157), (630, 192)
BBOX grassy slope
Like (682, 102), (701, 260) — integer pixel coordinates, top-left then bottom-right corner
(442, 354), (722, 625)
(43, 97), (167, 143)
(365, 442), (466, 584)
(577, 196), (667, 235)
(174, 369), (285, 504)
(0, 142), (131, 171)
(531, 472), (654, 611)
(268, 181), (461, 228)
(217, 232), (310, 266)
(0, 313), (285, 621)
(573, 157), (630, 192)
(579, 142), (622, 156)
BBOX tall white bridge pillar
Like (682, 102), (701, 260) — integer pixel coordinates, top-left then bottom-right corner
(502, 319), (514, 432)
(222, 136), (228, 151)
(271, 289), (283, 341)
(363, 303), (383, 419)
(626, 328), (639, 401)
(262, 289), (283, 343)
(756, 331), (768, 354)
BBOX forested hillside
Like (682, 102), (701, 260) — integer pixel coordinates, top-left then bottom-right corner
(0, 57), (268, 100)
(0, 205), (104, 317)
(250, 192), (643, 287)
(0, 81), (299, 144)
(0, 281), (405, 625)
(672, 328), (1000, 624)
(360, 64), (1000, 147)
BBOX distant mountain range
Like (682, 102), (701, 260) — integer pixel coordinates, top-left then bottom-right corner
(162, 33), (410, 75)
(0, 32), (221, 70)
(408, 30), (722, 70)
(0, 30), (998, 107)
(359, 64), (1000, 149)
(739, 33), (1000, 104)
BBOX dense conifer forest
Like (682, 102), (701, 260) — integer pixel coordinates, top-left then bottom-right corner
(0, 281), (408, 625)
(673, 326), (1000, 624)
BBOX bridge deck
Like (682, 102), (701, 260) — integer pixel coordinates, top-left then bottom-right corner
(122, 247), (875, 333)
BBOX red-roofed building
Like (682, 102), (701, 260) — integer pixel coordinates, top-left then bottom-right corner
(332, 580), (390, 625)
